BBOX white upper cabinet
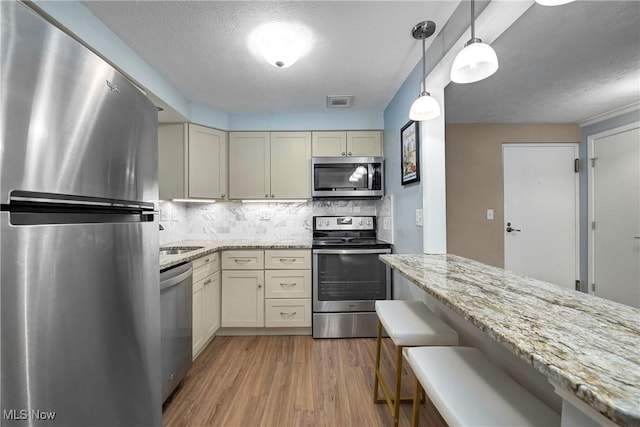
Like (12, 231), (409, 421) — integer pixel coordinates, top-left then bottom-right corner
(311, 131), (382, 157)
(158, 123), (228, 200)
(270, 132), (311, 199)
(188, 124), (228, 199)
(229, 131), (311, 200)
(228, 132), (270, 199)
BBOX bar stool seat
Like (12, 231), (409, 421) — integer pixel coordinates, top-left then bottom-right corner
(373, 300), (458, 427)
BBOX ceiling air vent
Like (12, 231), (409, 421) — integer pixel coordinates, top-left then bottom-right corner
(327, 95), (354, 108)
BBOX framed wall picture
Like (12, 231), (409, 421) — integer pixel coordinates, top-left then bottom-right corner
(400, 120), (420, 185)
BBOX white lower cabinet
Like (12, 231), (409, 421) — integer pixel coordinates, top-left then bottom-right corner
(221, 270), (264, 327)
(192, 252), (221, 359)
(265, 299), (311, 327)
(221, 249), (311, 331)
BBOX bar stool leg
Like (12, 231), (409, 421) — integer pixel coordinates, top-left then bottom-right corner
(393, 345), (404, 427)
(412, 380), (422, 427)
(373, 320), (383, 402)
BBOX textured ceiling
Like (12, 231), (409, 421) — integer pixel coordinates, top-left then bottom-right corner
(82, 1), (458, 115)
(445, 1), (640, 123)
(83, 1), (640, 124)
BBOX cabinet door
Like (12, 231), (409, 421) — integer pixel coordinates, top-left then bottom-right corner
(188, 124), (228, 199)
(192, 280), (204, 358)
(311, 131), (347, 157)
(346, 131), (382, 157)
(229, 132), (270, 199)
(221, 270), (264, 327)
(158, 123), (186, 200)
(203, 271), (220, 339)
(270, 132), (311, 199)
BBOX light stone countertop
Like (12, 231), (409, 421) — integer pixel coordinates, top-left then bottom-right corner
(380, 253), (640, 427)
(159, 239), (312, 270)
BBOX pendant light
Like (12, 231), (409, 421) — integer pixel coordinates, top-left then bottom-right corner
(409, 21), (441, 121)
(450, 0), (499, 84)
(535, 0), (575, 5)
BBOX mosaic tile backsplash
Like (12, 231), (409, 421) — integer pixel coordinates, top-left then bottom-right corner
(159, 198), (393, 246)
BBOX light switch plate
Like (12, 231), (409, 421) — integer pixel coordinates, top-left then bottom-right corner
(160, 208), (169, 221)
(415, 209), (423, 227)
(487, 209), (494, 220)
(171, 207), (178, 222)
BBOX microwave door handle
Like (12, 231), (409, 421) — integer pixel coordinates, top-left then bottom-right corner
(368, 164), (373, 190)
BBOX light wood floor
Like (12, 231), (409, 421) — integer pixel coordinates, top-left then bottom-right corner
(163, 335), (447, 427)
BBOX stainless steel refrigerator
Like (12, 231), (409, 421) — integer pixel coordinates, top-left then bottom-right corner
(1, 2), (161, 426)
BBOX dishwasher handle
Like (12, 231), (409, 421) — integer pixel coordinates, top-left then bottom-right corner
(160, 262), (192, 291)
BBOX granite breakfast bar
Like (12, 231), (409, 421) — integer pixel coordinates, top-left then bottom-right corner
(380, 254), (640, 427)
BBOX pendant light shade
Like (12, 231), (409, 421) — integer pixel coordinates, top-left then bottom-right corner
(535, 0), (574, 5)
(410, 92), (441, 121)
(409, 20), (440, 121)
(450, 39), (499, 84)
(450, 0), (499, 84)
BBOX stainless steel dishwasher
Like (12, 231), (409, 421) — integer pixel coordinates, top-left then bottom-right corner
(160, 261), (193, 403)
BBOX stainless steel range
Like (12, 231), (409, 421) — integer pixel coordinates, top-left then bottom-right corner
(312, 216), (392, 338)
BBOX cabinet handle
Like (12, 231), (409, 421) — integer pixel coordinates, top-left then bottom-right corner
(280, 282), (296, 288)
(204, 258), (210, 263)
(265, 194), (269, 198)
(234, 258), (251, 264)
(341, 152), (346, 156)
(280, 312), (296, 317)
(258, 283), (263, 288)
(347, 152), (352, 156)
(204, 279), (212, 285)
(279, 258), (296, 263)
(271, 194), (275, 198)
(221, 194), (226, 198)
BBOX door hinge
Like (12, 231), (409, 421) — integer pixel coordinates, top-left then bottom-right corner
(590, 157), (598, 167)
(574, 158), (580, 173)
(575, 280), (581, 291)
(592, 221), (596, 230)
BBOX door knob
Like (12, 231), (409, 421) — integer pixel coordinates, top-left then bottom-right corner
(506, 222), (521, 233)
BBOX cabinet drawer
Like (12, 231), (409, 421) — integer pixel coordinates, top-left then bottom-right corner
(264, 250), (310, 269)
(265, 299), (311, 328)
(265, 270), (311, 299)
(193, 252), (219, 283)
(222, 250), (264, 270)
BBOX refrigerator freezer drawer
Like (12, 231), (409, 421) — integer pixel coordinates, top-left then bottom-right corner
(0, 213), (162, 426)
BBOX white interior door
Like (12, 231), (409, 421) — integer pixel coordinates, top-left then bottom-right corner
(503, 144), (579, 290)
(589, 124), (640, 308)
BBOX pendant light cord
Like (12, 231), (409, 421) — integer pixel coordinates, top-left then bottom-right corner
(470, 0), (475, 40)
(421, 36), (427, 95)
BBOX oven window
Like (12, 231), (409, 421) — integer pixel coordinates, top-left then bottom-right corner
(316, 253), (387, 301)
(314, 164), (369, 190)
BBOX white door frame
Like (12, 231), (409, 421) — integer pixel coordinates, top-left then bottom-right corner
(503, 143), (580, 287)
(587, 122), (640, 295)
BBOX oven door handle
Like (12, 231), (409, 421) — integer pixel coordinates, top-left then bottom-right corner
(312, 248), (391, 255)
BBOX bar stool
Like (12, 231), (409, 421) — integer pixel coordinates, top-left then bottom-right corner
(373, 300), (458, 427)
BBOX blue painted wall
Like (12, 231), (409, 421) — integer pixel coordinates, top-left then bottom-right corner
(382, 59), (425, 298)
(579, 109), (640, 290)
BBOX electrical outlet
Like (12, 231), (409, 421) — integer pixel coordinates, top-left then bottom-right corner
(415, 209), (423, 227)
(160, 208), (168, 221)
(487, 209), (494, 220)
(171, 208), (178, 222)
(383, 217), (392, 230)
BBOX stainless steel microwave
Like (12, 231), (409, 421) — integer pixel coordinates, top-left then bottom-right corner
(311, 156), (384, 199)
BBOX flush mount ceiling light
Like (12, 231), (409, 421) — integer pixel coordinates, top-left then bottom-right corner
(450, 0), (499, 84)
(409, 20), (441, 122)
(249, 22), (313, 68)
(535, 0), (575, 5)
